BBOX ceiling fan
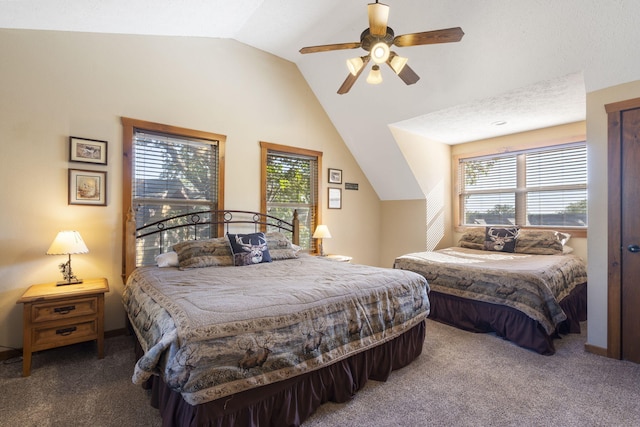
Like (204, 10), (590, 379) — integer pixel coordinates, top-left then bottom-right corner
(299, 1), (464, 94)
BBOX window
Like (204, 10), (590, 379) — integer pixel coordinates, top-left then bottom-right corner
(458, 142), (587, 229)
(260, 142), (321, 251)
(122, 118), (225, 266)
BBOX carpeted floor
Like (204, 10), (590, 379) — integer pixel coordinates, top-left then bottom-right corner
(2, 320), (639, 426)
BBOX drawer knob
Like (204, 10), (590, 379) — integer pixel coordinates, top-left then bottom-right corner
(56, 326), (77, 336)
(54, 305), (76, 315)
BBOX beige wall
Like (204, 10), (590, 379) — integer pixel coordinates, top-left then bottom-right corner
(380, 199), (427, 268)
(586, 80), (640, 350)
(379, 127), (454, 268)
(0, 29), (381, 350)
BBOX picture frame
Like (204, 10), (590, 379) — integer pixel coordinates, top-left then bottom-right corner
(69, 136), (108, 165)
(328, 168), (342, 184)
(328, 187), (342, 209)
(69, 169), (107, 206)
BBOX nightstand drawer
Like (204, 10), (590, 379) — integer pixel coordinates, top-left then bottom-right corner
(32, 319), (98, 348)
(31, 297), (98, 323)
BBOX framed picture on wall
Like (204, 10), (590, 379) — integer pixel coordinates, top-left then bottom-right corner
(328, 168), (342, 184)
(69, 169), (107, 206)
(69, 136), (108, 165)
(328, 187), (342, 209)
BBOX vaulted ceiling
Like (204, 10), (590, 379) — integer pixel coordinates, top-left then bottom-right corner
(2, 1), (639, 200)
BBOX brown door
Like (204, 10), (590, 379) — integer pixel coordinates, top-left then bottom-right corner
(607, 98), (640, 363)
(620, 107), (640, 363)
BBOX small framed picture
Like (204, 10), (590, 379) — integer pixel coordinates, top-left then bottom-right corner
(328, 187), (342, 209)
(328, 168), (342, 184)
(69, 137), (108, 165)
(69, 169), (107, 206)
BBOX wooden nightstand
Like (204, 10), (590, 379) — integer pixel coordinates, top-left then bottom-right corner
(17, 277), (109, 377)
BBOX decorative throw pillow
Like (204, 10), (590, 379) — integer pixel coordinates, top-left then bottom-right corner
(483, 226), (519, 252)
(458, 227), (486, 250)
(173, 237), (234, 269)
(227, 232), (272, 266)
(265, 231), (299, 260)
(155, 251), (179, 268)
(515, 229), (570, 255)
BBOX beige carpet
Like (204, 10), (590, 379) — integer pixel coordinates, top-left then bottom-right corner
(1, 320), (639, 426)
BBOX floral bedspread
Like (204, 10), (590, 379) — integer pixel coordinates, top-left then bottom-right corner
(122, 256), (429, 405)
(393, 247), (587, 335)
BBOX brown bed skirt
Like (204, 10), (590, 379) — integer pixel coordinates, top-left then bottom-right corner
(427, 282), (587, 355)
(138, 320), (426, 427)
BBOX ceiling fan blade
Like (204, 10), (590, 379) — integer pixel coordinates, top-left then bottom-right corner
(338, 56), (370, 94)
(368, 2), (390, 37)
(300, 42), (361, 54)
(391, 62), (420, 85)
(393, 27), (464, 47)
(337, 73), (359, 95)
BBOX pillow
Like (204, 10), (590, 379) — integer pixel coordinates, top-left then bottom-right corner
(458, 227), (486, 250)
(155, 251), (179, 268)
(227, 232), (272, 266)
(515, 229), (571, 255)
(483, 226), (519, 252)
(265, 231), (299, 260)
(173, 237), (234, 269)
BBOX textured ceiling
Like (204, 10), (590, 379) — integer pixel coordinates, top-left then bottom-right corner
(2, 1), (639, 199)
(392, 72), (586, 144)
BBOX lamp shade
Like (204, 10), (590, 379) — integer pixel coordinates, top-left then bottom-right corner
(46, 231), (89, 255)
(312, 225), (332, 239)
(366, 65), (383, 85)
(347, 56), (365, 76)
(389, 53), (408, 75)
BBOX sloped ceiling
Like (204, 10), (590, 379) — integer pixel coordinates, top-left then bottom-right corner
(2, 0), (639, 200)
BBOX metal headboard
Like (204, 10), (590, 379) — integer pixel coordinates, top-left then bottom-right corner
(123, 208), (299, 281)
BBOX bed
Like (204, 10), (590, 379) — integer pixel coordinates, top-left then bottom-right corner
(122, 209), (430, 426)
(393, 227), (587, 355)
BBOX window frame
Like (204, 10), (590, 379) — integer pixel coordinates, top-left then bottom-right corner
(454, 138), (587, 238)
(260, 141), (322, 253)
(121, 117), (226, 271)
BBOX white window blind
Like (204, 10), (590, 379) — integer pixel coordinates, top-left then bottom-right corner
(265, 150), (318, 249)
(459, 143), (587, 228)
(133, 130), (220, 265)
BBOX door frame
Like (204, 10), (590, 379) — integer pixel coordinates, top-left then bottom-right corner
(605, 96), (640, 359)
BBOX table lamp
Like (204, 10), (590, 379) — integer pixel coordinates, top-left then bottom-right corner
(312, 225), (332, 257)
(46, 230), (89, 286)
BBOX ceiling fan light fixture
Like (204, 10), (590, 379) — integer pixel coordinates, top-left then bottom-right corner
(370, 41), (390, 64)
(347, 56), (365, 76)
(389, 53), (408, 74)
(366, 65), (383, 85)
(300, 1), (463, 94)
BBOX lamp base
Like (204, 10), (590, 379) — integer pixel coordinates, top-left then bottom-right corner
(56, 279), (83, 286)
